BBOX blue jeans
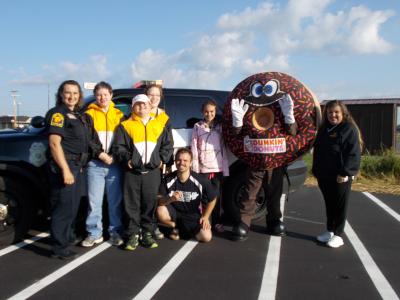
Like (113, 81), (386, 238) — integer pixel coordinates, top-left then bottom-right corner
(86, 159), (123, 238)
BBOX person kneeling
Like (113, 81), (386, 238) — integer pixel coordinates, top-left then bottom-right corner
(157, 148), (217, 242)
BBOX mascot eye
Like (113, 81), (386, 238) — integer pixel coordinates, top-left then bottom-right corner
(251, 82), (263, 98)
(264, 80), (278, 97)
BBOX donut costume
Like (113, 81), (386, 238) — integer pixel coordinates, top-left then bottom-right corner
(223, 71), (319, 169)
(224, 72), (320, 240)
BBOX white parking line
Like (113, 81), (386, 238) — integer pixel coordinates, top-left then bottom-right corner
(362, 192), (400, 222)
(7, 242), (111, 300)
(0, 231), (50, 257)
(133, 240), (198, 300)
(345, 221), (399, 300)
(258, 194), (286, 300)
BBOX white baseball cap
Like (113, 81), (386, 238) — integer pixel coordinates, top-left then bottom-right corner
(132, 94), (150, 105)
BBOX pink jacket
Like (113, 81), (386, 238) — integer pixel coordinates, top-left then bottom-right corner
(191, 120), (229, 176)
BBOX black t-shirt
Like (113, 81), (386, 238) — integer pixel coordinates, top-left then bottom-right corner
(45, 104), (89, 155)
(159, 171), (217, 214)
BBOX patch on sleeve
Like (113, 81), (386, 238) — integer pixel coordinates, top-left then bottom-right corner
(50, 113), (64, 127)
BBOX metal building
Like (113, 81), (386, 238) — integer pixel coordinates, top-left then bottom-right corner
(321, 98), (400, 153)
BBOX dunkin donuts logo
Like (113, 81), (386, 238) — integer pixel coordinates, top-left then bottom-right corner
(243, 136), (286, 154)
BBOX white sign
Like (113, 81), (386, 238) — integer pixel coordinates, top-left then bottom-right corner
(243, 136), (286, 154)
(84, 82), (97, 90)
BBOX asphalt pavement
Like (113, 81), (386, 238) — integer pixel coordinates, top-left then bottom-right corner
(0, 186), (399, 300)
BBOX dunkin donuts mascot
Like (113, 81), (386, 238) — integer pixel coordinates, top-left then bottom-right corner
(222, 72), (320, 241)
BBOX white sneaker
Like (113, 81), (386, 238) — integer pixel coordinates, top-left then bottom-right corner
(81, 236), (104, 247)
(316, 231), (334, 243)
(327, 235), (344, 248)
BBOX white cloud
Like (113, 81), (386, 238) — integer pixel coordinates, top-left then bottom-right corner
(345, 6), (395, 54)
(216, 0), (394, 55)
(217, 2), (278, 30)
(131, 32), (257, 88)
(9, 55), (111, 86)
(241, 54), (290, 75)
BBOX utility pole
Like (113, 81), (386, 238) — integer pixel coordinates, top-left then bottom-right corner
(10, 90), (19, 129)
(47, 83), (50, 110)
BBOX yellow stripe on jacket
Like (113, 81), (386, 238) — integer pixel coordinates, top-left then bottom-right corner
(86, 102), (124, 152)
(121, 114), (165, 165)
(150, 108), (169, 127)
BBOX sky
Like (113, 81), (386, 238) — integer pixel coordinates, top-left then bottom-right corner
(1, 0), (399, 117)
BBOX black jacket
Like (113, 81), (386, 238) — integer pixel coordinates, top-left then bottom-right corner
(112, 114), (173, 173)
(312, 122), (361, 179)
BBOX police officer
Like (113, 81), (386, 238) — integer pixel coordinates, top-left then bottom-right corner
(45, 80), (99, 259)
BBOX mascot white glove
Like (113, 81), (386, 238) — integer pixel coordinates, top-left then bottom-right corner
(279, 94), (295, 124)
(231, 98), (249, 128)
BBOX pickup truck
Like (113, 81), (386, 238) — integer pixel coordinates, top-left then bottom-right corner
(0, 87), (307, 247)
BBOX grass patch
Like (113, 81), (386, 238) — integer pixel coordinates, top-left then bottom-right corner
(302, 150), (400, 195)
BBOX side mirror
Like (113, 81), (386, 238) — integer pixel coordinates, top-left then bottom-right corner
(30, 116), (46, 128)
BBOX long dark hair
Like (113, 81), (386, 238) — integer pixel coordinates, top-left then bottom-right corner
(55, 80), (84, 111)
(320, 100), (364, 149)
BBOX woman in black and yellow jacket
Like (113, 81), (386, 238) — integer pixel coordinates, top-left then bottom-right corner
(113, 94), (173, 250)
(312, 100), (362, 248)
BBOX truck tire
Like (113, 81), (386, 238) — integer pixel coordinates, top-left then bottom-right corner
(0, 177), (35, 247)
(222, 172), (267, 222)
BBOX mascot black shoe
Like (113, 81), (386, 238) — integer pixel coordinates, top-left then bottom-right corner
(231, 222), (249, 242)
(266, 221), (286, 236)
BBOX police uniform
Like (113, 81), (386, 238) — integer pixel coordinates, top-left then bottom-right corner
(45, 104), (97, 256)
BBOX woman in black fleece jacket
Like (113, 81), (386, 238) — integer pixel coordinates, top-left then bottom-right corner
(312, 100), (362, 248)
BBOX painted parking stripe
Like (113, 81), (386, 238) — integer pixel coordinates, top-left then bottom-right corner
(258, 194), (286, 300)
(133, 240), (198, 300)
(7, 242), (111, 300)
(345, 221), (399, 300)
(363, 192), (400, 222)
(0, 231), (50, 257)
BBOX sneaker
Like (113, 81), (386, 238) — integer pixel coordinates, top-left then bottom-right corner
(81, 236), (104, 248)
(109, 232), (124, 246)
(153, 227), (164, 240)
(169, 228), (180, 241)
(125, 234), (139, 251)
(316, 231), (334, 243)
(141, 231), (158, 249)
(327, 235), (344, 248)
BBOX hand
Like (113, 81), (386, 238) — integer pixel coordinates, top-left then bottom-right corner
(170, 191), (183, 202)
(199, 217), (211, 230)
(231, 98), (249, 128)
(127, 160), (133, 169)
(99, 152), (113, 165)
(278, 94), (295, 124)
(62, 169), (75, 185)
(337, 175), (349, 183)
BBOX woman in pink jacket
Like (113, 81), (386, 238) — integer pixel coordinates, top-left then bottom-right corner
(191, 99), (229, 231)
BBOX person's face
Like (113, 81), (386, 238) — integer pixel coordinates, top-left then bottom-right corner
(203, 104), (216, 123)
(132, 101), (150, 118)
(175, 152), (192, 173)
(327, 105), (343, 126)
(95, 88), (112, 109)
(147, 87), (161, 109)
(61, 84), (80, 110)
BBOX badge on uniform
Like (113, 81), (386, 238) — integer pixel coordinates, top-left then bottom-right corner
(329, 132), (337, 138)
(50, 113), (64, 127)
